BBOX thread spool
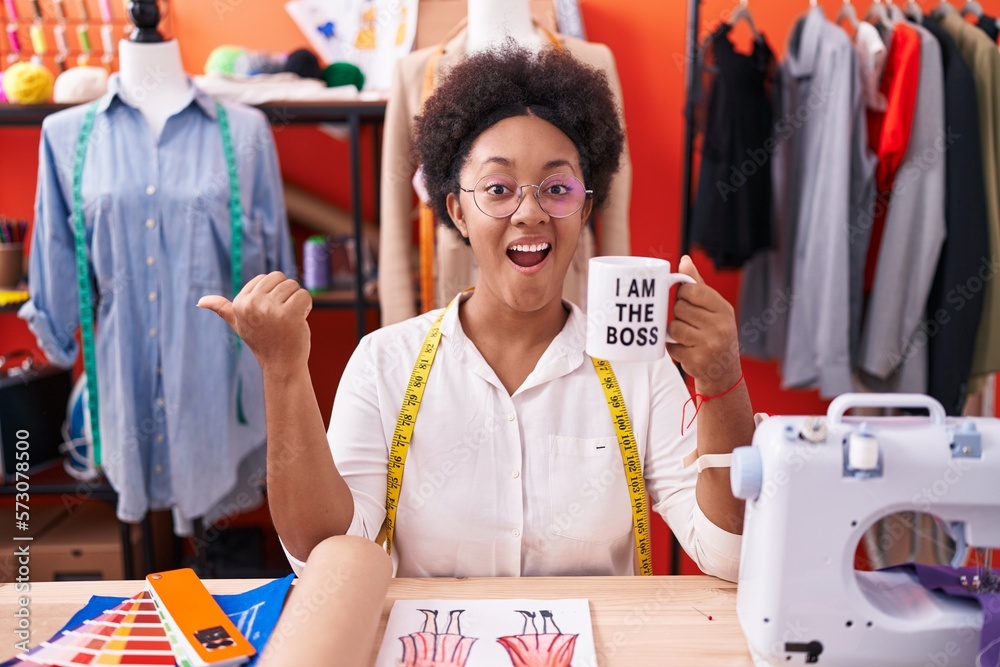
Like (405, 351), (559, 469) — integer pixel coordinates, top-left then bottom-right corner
(54, 24), (68, 57)
(7, 25), (21, 56)
(30, 23), (47, 56)
(848, 427), (879, 471)
(4, 0), (19, 21)
(77, 25), (91, 53)
(100, 24), (114, 65)
(303, 236), (330, 293)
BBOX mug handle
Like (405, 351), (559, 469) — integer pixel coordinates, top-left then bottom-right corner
(664, 273), (697, 344)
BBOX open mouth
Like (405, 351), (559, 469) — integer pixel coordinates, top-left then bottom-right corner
(507, 242), (552, 268)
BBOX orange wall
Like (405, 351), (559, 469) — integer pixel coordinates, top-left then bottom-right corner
(4, 0), (1000, 574)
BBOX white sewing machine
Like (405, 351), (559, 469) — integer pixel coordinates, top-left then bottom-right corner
(731, 393), (1000, 666)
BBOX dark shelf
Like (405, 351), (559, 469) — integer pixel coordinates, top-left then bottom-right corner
(310, 288), (378, 310)
(0, 100), (386, 126)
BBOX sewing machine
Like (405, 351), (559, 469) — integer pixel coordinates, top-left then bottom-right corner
(731, 393), (1000, 666)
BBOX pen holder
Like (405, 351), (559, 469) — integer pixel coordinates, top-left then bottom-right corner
(0, 244), (24, 288)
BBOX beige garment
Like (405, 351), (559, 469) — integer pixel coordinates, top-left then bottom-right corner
(938, 10), (1000, 382)
(378, 27), (633, 325)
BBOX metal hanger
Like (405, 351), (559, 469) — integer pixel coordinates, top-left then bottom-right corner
(903, 0), (923, 20)
(961, 0), (983, 18)
(930, 0), (956, 18)
(888, 0), (907, 21)
(867, 0), (893, 27)
(727, 0), (761, 41)
(962, 0), (984, 18)
(836, 0), (861, 29)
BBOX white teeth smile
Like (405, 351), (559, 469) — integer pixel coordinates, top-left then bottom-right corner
(508, 243), (551, 252)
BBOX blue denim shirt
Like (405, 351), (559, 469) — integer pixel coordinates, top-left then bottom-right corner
(19, 75), (296, 525)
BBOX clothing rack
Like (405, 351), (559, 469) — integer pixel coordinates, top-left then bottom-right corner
(680, 0), (703, 257)
(677, 2), (999, 581)
(670, 0), (704, 578)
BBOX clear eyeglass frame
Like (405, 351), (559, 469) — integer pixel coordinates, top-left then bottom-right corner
(459, 172), (593, 219)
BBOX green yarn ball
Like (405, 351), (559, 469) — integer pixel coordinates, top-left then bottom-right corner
(205, 45), (247, 75)
(322, 62), (365, 91)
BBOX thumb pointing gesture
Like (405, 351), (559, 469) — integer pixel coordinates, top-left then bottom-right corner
(195, 272), (313, 375)
(197, 295), (237, 330)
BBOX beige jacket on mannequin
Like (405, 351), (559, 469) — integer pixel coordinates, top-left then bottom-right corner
(378, 27), (633, 325)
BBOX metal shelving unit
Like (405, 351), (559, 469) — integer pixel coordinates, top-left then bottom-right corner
(0, 99), (386, 339)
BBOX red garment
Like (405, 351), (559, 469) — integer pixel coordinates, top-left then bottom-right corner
(864, 23), (922, 290)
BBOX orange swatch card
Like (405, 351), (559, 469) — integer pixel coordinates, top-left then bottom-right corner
(145, 568), (256, 667)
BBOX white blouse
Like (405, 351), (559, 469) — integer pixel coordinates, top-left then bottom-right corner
(856, 22), (889, 112)
(283, 294), (741, 580)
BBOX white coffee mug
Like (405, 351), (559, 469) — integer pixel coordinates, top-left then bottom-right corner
(585, 256), (696, 362)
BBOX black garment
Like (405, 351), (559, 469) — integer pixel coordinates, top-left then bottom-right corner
(977, 12), (999, 43)
(691, 23), (775, 270)
(923, 17), (990, 415)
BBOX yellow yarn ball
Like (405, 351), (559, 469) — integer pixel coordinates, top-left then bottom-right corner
(2, 62), (54, 104)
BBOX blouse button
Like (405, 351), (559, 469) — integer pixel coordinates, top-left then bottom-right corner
(506, 413), (515, 422)
(511, 529), (520, 538)
(146, 185), (156, 195)
(511, 470), (520, 479)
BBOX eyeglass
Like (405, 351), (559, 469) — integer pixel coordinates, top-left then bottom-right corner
(459, 173), (593, 219)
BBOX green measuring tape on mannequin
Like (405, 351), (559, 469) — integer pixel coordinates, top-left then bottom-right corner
(71, 101), (246, 468)
(380, 292), (653, 575)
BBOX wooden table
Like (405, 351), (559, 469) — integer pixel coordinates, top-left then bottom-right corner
(0, 576), (753, 666)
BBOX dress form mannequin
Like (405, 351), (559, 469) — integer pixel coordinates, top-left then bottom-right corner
(117, 0), (192, 140)
(377, 6), (633, 325)
(467, 0), (541, 52)
(21, 0), (297, 535)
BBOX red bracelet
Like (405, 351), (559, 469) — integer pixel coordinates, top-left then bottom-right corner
(681, 372), (745, 436)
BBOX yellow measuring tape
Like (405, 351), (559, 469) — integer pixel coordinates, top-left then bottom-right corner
(379, 300), (449, 554)
(381, 293), (652, 576)
(591, 358), (652, 576)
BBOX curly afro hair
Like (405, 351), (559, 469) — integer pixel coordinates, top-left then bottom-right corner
(413, 44), (625, 237)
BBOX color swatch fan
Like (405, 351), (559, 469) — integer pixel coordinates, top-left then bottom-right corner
(11, 592), (175, 666)
(145, 569), (256, 667)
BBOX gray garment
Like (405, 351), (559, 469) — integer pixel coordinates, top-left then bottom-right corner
(739, 8), (876, 398)
(858, 24), (947, 393)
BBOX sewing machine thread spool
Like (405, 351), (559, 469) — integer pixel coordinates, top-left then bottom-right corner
(848, 427), (878, 471)
(303, 235), (330, 293)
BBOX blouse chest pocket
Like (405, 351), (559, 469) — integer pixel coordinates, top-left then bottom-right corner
(547, 435), (634, 544)
(188, 194), (264, 293)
